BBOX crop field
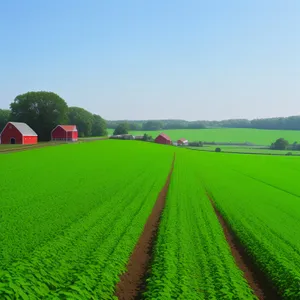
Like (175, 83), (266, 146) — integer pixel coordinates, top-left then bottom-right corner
(0, 140), (173, 299)
(108, 128), (300, 145)
(1, 140), (300, 299)
(189, 145), (300, 155)
(193, 151), (300, 299)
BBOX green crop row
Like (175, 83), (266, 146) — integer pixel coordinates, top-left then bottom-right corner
(143, 151), (256, 299)
(0, 141), (174, 299)
(194, 151), (300, 299)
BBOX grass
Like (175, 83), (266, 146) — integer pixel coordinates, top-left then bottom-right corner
(1, 140), (300, 298)
(189, 150), (300, 299)
(0, 140), (174, 299)
(188, 145), (300, 155)
(144, 151), (256, 299)
(108, 128), (300, 146)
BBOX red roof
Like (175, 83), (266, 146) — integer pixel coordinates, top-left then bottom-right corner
(58, 125), (77, 132)
(178, 138), (187, 142)
(158, 133), (171, 141)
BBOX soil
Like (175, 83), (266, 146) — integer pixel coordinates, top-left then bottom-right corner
(207, 193), (281, 300)
(115, 155), (175, 300)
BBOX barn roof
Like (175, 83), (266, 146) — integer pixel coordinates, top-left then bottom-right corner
(8, 122), (37, 136)
(57, 125), (77, 132)
(178, 138), (188, 142)
(158, 133), (171, 141)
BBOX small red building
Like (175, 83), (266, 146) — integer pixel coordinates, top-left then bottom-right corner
(177, 138), (188, 146)
(0, 122), (38, 144)
(154, 133), (172, 145)
(51, 125), (78, 142)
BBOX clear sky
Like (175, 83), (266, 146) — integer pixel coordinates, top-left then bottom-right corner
(0, 0), (299, 121)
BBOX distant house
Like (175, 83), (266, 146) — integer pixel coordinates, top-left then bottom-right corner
(154, 133), (172, 145)
(121, 134), (134, 140)
(51, 125), (78, 142)
(0, 122), (38, 144)
(109, 134), (134, 140)
(177, 138), (188, 146)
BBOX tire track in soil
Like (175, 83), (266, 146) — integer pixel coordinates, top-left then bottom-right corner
(206, 192), (281, 300)
(115, 154), (175, 300)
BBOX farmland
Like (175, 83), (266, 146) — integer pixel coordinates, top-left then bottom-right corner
(0, 141), (173, 298)
(107, 128), (300, 146)
(1, 140), (300, 299)
(189, 145), (300, 155)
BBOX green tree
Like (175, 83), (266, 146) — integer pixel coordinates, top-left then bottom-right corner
(271, 138), (289, 150)
(0, 109), (11, 131)
(92, 114), (107, 136)
(143, 133), (153, 141)
(68, 107), (93, 137)
(10, 91), (68, 141)
(113, 123), (129, 135)
(142, 121), (163, 131)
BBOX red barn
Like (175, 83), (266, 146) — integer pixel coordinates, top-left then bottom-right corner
(154, 133), (172, 145)
(177, 138), (188, 146)
(51, 125), (78, 142)
(0, 122), (38, 144)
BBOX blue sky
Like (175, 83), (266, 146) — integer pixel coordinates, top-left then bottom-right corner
(0, 0), (299, 120)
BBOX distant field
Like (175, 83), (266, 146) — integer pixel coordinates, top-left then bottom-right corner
(189, 145), (300, 155)
(107, 128), (300, 145)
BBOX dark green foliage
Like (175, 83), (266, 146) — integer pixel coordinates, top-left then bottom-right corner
(10, 91), (68, 141)
(271, 138), (289, 150)
(215, 147), (221, 152)
(187, 121), (206, 129)
(107, 115), (300, 131)
(142, 121), (163, 131)
(92, 114), (107, 137)
(143, 133), (153, 141)
(68, 107), (93, 137)
(0, 109), (10, 131)
(113, 123), (129, 135)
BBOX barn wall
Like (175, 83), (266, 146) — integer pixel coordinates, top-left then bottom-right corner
(0, 124), (23, 144)
(66, 131), (78, 141)
(23, 136), (38, 145)
(155, 136), (171, 145)
(51, 126), (67, 140)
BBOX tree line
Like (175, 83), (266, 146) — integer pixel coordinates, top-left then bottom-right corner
(0, 91), (107, 141)
(107, 116), (300, 131)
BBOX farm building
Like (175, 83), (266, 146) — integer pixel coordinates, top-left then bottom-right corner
(0, 122), (38, 144)
(121, 134), (134, 140)
(177, 138), (188, 146)
(109, 134), (134, 140)
(51, 125), (78, 142)
(154, 133), (172, 145)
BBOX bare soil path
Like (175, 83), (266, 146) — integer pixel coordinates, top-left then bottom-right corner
(115, 155), (175, 300)
(207, 192), (281, 300)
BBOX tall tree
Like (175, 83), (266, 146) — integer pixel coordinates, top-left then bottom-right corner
(0, 109), (11, 131)
(68, 107), (93, 137)
(10, 91), (68, 141)
(92, 114), (107, 136)
(113, 123), (129, 135)
(271, 138), (289, 150)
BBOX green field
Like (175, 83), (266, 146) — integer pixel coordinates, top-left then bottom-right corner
(108, 128), (300, 145)
(189, 145), (300, 155)
(1, 140), (300, 298)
